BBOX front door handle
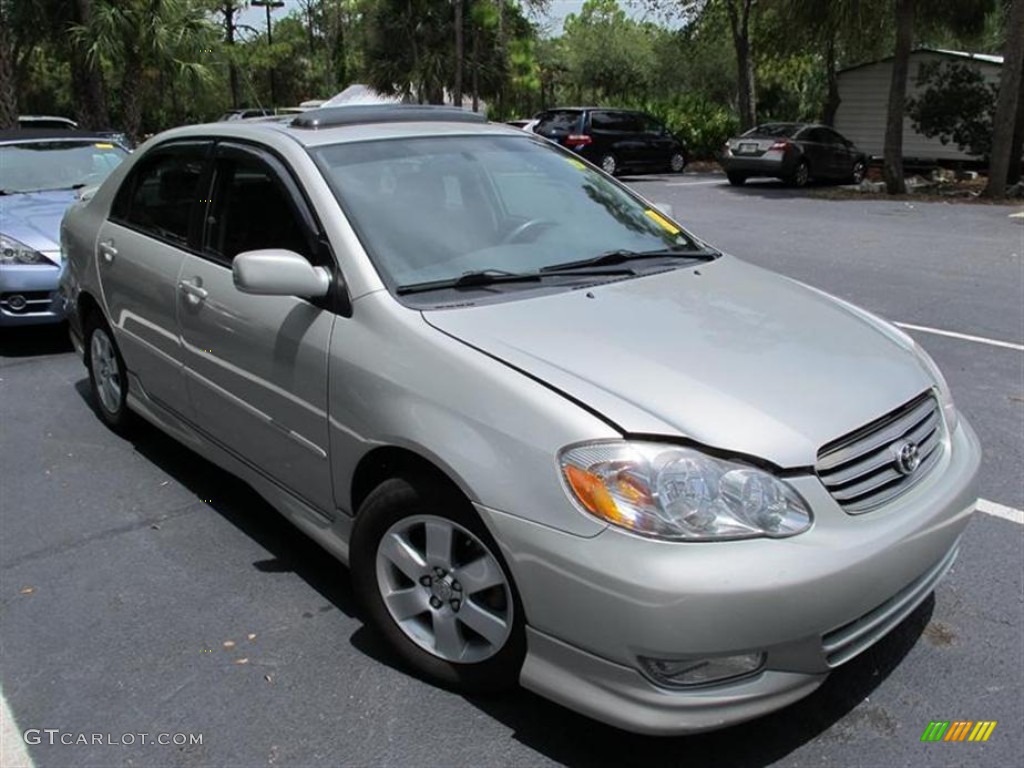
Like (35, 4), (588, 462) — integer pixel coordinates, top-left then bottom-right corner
(98, 240), (117, 263)
(179, 278), (209, 305)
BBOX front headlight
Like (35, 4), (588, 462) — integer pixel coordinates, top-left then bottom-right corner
(0, 234), (52, 266)
(558, 441), (812, 541)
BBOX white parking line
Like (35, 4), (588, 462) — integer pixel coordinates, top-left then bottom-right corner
(1, 690), (34, 768)
(894, 322), (1024, 352)
(664, 179), (724, 187)
(977, 498), (1024, 525)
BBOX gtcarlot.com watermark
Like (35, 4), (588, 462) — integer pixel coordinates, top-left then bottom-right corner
(23, 729), (203, 747)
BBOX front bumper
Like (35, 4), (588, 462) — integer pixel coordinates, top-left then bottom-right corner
(477, 417), (981, 734)
(0, 264), (64, 326)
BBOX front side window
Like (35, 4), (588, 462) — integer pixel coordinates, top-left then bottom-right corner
(312, 135), (708, 295)
(116, 146), (207, 245)
(0, 141), (127, 194)
(205, 155), (312, 263)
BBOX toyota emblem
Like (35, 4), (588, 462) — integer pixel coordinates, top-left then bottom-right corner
(892, 440), (921, 476)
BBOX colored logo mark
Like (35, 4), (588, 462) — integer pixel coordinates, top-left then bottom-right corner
(920, 721), (997, 742)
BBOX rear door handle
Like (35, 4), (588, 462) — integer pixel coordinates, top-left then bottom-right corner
(179, 278), (209, 305)
(99, 240), (117, 263)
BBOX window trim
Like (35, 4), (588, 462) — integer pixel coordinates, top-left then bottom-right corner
(108, 139), (214, 254)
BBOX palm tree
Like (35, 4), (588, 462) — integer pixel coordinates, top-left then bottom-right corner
(73, 0), (217, 142)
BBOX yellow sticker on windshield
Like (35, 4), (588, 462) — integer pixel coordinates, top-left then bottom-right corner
(644, 209), (680, 235)
(566, 158), (586, 170)
(94, 143), (114, 149)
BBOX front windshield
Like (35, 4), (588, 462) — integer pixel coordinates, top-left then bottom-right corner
(0, 141), (128, 194)
(311, 135), (704, 290)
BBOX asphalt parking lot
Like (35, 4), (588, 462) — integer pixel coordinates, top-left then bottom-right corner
(2, 174), (1022, 767)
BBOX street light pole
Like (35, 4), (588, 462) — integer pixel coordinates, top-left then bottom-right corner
(251, 0), (285, 108)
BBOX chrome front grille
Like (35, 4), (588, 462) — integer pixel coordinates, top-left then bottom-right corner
(816, 391), (944, 513)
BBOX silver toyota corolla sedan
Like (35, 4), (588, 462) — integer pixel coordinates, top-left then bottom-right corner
(59, 105), (981, 735)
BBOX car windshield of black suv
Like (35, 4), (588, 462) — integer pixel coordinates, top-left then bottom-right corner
(312, 134), (707, 293)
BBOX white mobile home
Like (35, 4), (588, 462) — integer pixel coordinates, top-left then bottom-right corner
(835, 48), (1003, 162)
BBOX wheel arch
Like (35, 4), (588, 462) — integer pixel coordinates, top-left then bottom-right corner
(349, 445), (473, 517)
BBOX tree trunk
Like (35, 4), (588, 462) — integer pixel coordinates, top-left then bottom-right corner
(122, 51), (144, 145)
(884, 0), (915, 195)
(471, 19), (479, 112)
(453, 0), (463, 107)
(823, 31), (841, 126)
(0, 2), (18, 129)
(983, 0), (1024, 197)
(224, 2), (240, 109)
(1008, 61), (1024, 186)
(726, 0), (756, 131)
(71, 0), (109, 130)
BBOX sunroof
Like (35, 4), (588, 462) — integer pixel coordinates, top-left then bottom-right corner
(291, 105), (487, 130)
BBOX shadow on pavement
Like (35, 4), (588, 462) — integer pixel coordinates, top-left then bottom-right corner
(0, 323), (73, 358)
(71, 377), (365, 626)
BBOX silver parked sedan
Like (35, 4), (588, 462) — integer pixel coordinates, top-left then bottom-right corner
(59, 105), (980, 735)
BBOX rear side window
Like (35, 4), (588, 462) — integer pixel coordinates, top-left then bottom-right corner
(745, 124), (802, 138)
(113, 144), (208, 246)
(591, 111), (641, 133)
(535, 110), (582, 134)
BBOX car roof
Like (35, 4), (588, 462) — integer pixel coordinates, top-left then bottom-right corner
(0, 129), (128, 145)
(142, 105), (528, 150)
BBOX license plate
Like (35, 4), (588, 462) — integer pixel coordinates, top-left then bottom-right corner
(739, 143), (758, 154)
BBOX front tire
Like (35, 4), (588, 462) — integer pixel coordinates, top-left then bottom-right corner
(350, 474), (526, 692)
(669, 152), (686, 174)
(85, 313), (131, 431)
(849, 160), (867, 184)
(599, 153), (619, 176)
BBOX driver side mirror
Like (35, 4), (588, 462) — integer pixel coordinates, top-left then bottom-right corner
(233, 249), (330, 298)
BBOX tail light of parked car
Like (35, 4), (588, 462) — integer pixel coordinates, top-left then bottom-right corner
(768, 140), (791, 153)
(566, 134), (593, 148)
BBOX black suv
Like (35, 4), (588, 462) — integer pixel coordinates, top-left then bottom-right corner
(532, 108), (687, 176)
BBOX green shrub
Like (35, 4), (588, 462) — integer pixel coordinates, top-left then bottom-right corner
(632, 95), (739, 160)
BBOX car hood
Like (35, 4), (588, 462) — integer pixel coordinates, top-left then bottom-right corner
(0, 189), (78, 257)
(422, 256), (934, 468)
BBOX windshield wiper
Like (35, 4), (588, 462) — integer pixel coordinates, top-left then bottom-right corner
(541, 247), (718, 273)
(395, 267), (634, 296)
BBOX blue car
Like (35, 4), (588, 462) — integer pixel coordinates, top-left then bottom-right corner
(1, 130), (128, 326)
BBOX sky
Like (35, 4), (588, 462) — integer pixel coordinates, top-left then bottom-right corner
(237, 1), (647, 38)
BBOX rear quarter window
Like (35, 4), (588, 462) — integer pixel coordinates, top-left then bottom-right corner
(535, 111), (582, 134)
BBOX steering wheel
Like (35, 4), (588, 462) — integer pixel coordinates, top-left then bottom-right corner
(501, 218), (556, 244)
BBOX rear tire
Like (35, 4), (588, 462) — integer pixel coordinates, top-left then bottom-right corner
(350, 473), (526, 693)
(669, 152), (686, 174)
(727, 173), (747, 186)
(789, 160), (810, 188)
(85, 312), (132, 432)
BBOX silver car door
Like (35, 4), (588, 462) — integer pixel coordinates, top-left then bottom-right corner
(177, 142), (336, 515)
(96, 140), (212, 410)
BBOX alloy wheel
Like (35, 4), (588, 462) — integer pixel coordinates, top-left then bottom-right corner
(90, 328), (122, 415)
(375, 514), (513, 664)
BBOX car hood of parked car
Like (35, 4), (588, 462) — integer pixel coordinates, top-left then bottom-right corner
(0, 189), (77, 257)
(422, 255), (934, 469)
